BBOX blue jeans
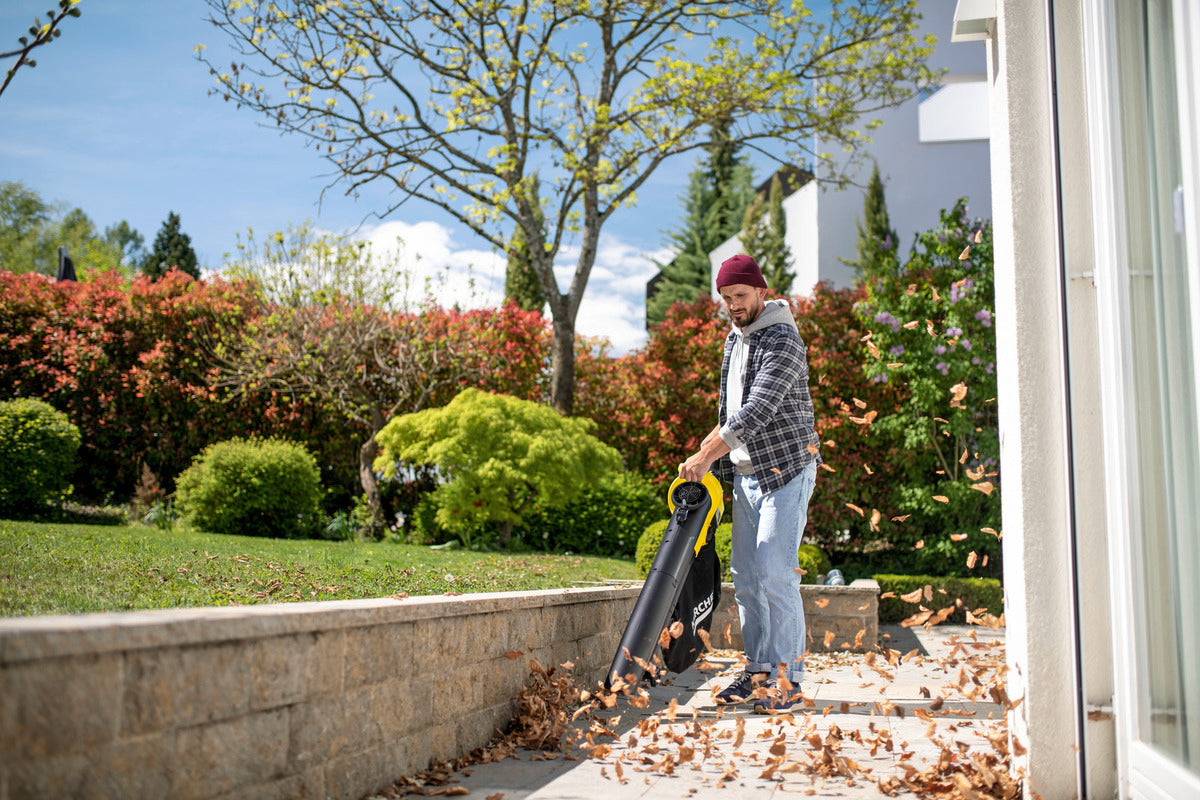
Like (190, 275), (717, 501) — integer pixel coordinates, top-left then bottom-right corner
(730, 462), (817, 684)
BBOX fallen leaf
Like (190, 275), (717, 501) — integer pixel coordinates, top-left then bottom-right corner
(845, 503), (865, 516)
(950, 382), (968, 408)
(504, 651), (524, 660)
(971, 481), (995, 496)
(914, 539), (924, 549)
(967, 551), (978, 569)
(950, 532), (969, 541)
(933, 495), (949, 504)
(959, 245), (971, 260)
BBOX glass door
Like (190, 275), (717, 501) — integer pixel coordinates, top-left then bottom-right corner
(1088, 0), (1200, 795)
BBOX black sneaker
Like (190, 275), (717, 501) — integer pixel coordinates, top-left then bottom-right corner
(752, 680), (801, 714)
(714, 670), (766, 705)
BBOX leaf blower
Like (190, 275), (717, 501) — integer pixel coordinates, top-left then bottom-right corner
(606, 472), (723, 690)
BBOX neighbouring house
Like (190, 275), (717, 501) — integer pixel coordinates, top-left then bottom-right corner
(707, 0), (993, 296)
(961, 0), (1200, 798)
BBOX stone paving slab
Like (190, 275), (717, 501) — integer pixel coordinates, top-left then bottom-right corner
(398, 624), (1007, 800)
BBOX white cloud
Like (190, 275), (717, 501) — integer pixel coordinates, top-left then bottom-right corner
(361, 220), (507, 309)
(359, 221), (669, 355)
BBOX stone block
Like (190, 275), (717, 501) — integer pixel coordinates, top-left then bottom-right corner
(172, 709), (289, 800)
(455, 700), (514, 755)
(371, 678), (417, 742)
(404, 722), (457, 774)
(4, 732), (173, 800)
(248, 630), (344, 710)
(323, 739), (408, 800)
(122, 642), (251, 735)
(286, 686), (381, 773)
(210, 769), (325, 800)
(0, 653), (121, 760)
(343, 623), (414, 688)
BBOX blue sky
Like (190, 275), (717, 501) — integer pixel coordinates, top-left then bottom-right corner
(1, 0), (716, 353)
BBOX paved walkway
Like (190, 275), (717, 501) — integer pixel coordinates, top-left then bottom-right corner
(380, 624), (1009, 800)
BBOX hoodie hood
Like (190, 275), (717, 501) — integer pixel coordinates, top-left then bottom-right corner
(733, 298), (797, 337)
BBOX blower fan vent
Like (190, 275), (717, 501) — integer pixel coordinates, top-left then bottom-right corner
(671, 481), (707, 509)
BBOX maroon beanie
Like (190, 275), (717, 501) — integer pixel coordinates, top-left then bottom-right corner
(715, 254), (767, 289)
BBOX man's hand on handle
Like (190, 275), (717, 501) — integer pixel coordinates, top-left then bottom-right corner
(679, 424), (731, 482)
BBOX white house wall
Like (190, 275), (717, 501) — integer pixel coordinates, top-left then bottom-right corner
(983, 1), (1083, 798)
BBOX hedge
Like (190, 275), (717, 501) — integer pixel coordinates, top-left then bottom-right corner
(874, 574), (1003, 624)
(636, 521), (829, 585)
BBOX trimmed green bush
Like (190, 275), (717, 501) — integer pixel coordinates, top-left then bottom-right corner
(636, 521), (829, 585)
(517, 471), (663, 557)
(0, 398), (81, 516)
(874, 574), (1003, 624)
(799, 543), (832, 579)
(175, 437), (324, 538)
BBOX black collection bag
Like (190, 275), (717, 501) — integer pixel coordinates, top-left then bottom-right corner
(661, 537), (722, 673)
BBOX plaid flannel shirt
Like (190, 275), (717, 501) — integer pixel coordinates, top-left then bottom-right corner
(714, 316), (821, 494)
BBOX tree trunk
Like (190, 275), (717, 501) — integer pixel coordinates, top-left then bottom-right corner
(358, 407), (386, 533)
(549, 313), (576, 415)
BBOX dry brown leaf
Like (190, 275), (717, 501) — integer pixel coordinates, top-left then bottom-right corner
(869, 509), (882, 531)
(853, 397), (868, 409)
(966, 551), (978, 569)
(503, 651), (524, 660)
(914, 539), (924, 550)
(971, 481), (995, 496)
(816, 597), (830, 608)
(845, 502), (865, 516)
(903, 319), (920, 330)
(933, 495), (949, 504)
(950, 382), (968, 408)
(959, 245), (971, 260)
(900, 588), (924, 603)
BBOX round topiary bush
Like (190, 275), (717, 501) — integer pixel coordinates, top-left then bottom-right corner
(175, 437), (324, 538)
(636, 520), (828, 584)
(0, 398), (81, 516)
(637, 520), (734, 582)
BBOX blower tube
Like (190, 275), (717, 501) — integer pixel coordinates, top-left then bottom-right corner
(606, 472), (723, 690)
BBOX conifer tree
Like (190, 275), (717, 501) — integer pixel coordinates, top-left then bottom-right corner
(505, 178), (547, 312)
(740, 173), (794, 295)
(647, 121), (755, 328)
(143, 211), (199, 280)
(843, 163), (899, 282)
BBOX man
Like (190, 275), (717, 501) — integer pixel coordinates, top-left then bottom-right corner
(679, 253), (820, 713)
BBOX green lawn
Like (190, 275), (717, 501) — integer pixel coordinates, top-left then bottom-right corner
(0, 519), (639, 617)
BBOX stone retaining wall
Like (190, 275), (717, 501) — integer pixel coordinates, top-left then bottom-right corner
(710, 579), (881, 654)
(0, 588), (641, 800)
(0, 579), (879, 800)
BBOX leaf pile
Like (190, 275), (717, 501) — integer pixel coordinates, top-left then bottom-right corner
(572, 632), (1032, 800)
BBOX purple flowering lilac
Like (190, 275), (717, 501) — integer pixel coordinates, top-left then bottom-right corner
(934, 345), (947, 355)
(889, 345), (905, 356)
(946, 326), (963, 337)
(873, 311), (900, 332)
(950, 278), (975, 303)
(975, 309), (993, 327)
(961, 340), (972, 351)
(936, 362), (950, 376)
